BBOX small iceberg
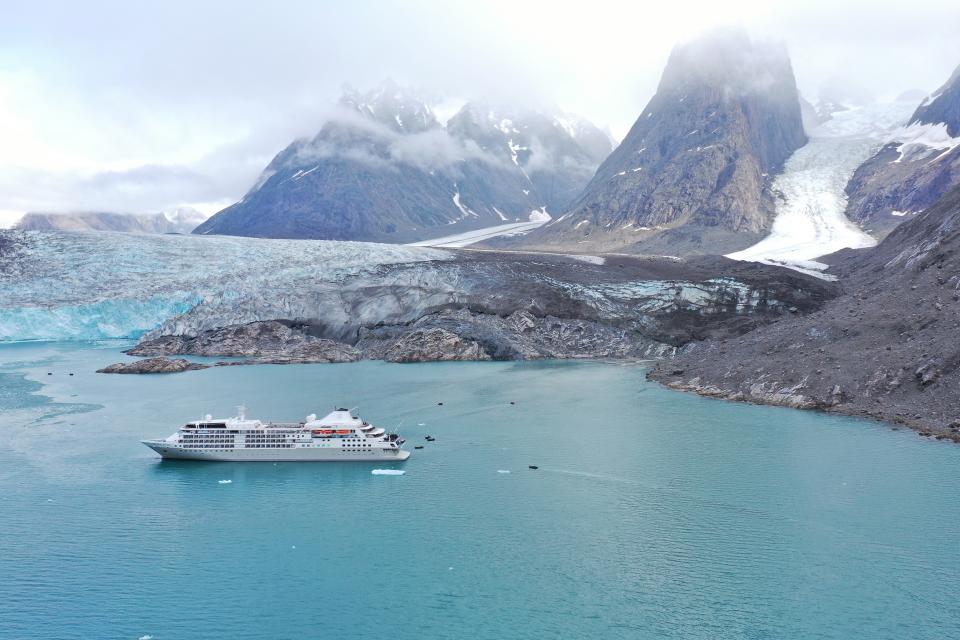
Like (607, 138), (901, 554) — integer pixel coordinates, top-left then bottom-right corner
(497, 470), (511, 474)
(218, 479), (232, 484)
(139, 635), (154, 640)
(371, 469), (405, 476)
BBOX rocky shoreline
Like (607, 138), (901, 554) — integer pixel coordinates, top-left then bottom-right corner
(648, 367), (960, 443)
(648, 185), (960, 443)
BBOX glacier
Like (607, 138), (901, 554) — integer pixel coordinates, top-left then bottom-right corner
(727, 102), (916, 277)
(0, 231), (450, 342)
(0, 229), (828, 346)
(406, 220), (547, 247)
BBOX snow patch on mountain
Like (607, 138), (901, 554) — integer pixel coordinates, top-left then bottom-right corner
(890, 122), (960, 162)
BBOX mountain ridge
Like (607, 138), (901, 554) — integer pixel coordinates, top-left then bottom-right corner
(194, 83), (612, 242)
(498, 29), (807, 255)
(844, 62), (960, 237)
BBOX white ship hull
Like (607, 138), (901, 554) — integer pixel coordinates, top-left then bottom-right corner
(143, 408), (411, 463)
(143, 440), (411, 462)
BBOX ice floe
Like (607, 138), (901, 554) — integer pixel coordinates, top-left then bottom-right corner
(371, 469), (405, 475)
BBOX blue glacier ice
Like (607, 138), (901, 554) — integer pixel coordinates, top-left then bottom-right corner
(0, 229), (801, 344)
(0, 231), (450, 342)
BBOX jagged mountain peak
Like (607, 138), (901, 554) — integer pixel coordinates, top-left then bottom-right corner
(447, 102), (612, 163)
(910, 63), (960, 136)
(338, 79), (439, 133)
(507, 28), (806, 255)
(195, 82), (611, 242)
(843, 62), (960, 237)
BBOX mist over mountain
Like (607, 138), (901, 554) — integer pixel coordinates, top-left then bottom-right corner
(844, 62), (960, 237)
(193, 82), (612, 242)
(505, 29), (807, 255)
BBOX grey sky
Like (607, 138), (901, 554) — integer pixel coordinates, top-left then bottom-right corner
(1, 0), (958, 225)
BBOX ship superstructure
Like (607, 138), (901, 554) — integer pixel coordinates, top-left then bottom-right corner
(142, 407), (409, 462)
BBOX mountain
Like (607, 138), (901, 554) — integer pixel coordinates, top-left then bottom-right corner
(446, 104), (613, 213)
(193, 81), (612, 242)
(844, 63), (960, 237)
(650, 181), (960, 440)
(507, 29), (806, 255)
(15, 208), (206, 234)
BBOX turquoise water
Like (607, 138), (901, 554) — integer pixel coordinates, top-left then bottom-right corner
(2, 342), (959, 640)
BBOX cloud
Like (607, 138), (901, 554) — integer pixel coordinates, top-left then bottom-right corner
(287, 105), (506, 174)
(0, 0), (958, 216)
(389, 130), (498, 171)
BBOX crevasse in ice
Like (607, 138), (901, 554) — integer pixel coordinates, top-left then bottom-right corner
(0, 231), (450, 341)
(0, 230), (794, 343)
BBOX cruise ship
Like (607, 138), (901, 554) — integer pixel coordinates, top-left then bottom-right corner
(142, 407), (410, 462)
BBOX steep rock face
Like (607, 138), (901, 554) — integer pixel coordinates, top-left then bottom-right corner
(447, 105), (613, 213)
(16, 209), (205, 234)
(649, 183), (960, 440)
(194, 82), (610, 243)
(128, 320), (360, 363)
(513, 29), (806, 255)
(845, 63), (960, 237)
(383, 328), (491, 363)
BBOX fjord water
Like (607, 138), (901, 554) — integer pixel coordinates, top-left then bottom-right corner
(2, 343), (959, 640)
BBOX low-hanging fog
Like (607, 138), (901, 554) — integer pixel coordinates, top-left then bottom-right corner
(1, 0), (958, 226)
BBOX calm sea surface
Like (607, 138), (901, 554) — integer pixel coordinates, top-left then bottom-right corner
(1, 342), (959, 640)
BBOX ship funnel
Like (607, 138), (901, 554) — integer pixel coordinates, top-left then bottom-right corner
(237, 404), (246, 421)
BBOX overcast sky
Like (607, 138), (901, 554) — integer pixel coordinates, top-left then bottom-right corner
(1, 0), (958, 226)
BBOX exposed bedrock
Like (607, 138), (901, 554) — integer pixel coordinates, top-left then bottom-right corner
(97, 357), (209, 374)
(127, 250), (836, 365)
(648, 184), (960, 441)
(128, 321), (360, 363)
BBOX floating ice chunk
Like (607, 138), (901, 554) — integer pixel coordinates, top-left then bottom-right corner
(371, 469), (405, 475)
(417, 423), (425, 426)
(218, 479), (232, 484)
(497, 469), (511, 474)
(139, 635), (154, 640)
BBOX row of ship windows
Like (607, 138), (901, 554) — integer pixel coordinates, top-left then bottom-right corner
(183, 438), (289, 442)
(183, 444), (293, 449)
